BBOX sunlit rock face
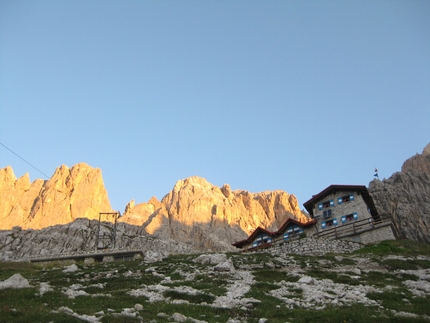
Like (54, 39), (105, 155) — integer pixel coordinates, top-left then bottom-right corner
(1, 162), (309, 251)
(121, 176), (310, 251)
(369, 143), (430, 244)
(0, 163), (112, 230)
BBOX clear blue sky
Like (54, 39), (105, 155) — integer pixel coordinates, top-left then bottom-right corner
(1, 1), (429, 213)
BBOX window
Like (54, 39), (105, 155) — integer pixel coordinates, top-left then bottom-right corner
(322, 218), (338, 229)
(341, 212), (359, 223)
(345, 214), (354, 221)
(318, 199), (334, 210)
(323, 209), (332, 219)
(338, 194), (355, 205)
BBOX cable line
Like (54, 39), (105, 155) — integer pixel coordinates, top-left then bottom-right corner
(1, 142), (51, 179)
(0, 141), (112, 214)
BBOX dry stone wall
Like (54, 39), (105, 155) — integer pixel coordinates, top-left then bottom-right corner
(340, 224), (396, 245)
(268, 237), (363, 256)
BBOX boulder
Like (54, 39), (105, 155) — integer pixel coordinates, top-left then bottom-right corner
(0, 274), (31, 289)
(214, 259), (236, 273)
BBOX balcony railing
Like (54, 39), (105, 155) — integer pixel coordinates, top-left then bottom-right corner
(313, 214), (392, 239)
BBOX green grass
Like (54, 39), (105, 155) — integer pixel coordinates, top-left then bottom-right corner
(380, 258), (430, 270)
(356, 239), (430, 256)
(306, 268), (361, 285)
(1, 240), (430, 322)
(163, 290), (215, 304)
(367, 291), (430, 316)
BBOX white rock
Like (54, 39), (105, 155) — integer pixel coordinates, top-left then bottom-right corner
(0, 273), (31, 289)
(58, 306), (74, 314)
(214, 259), (235, 272)
(298, 276), (314, 284)
(39, 282), (53, 295)
(170, 312), (187, 322)
(119, 308), (136, 317)
(187, 317), (208, 323)
(134, 303), (143, 311)
(63, 264), (79, 273)
(157, 312), (169, 317)
(194, 253), (227, 265)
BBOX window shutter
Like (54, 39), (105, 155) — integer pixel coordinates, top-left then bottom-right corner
(333, 218), (338, 226)
(349, 194), (354, 201)
(353, 212), (358, 220)
(318, 203), (323, 210)
(341, 215), (346, 223)
(321, 222), (326, 229)
(338, 197), (343, 205)
(330, 199), (334, 207)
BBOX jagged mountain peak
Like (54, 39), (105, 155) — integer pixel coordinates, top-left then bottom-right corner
(422, 142), (430, 157)
(369, 142), (430, 244)
(0, 163), (112, 230)
(401, 142), (430, 175)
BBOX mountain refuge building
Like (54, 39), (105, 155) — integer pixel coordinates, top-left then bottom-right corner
(233, 184), (396, 251)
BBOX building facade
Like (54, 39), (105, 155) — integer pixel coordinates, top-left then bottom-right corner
(303, 184), (395, 243)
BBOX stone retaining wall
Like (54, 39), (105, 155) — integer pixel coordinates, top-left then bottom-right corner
(268, 237), (363, 256)
(340, 223), (396, 245)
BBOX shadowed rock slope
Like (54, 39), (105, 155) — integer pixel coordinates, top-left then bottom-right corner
(369, 142), (430, 244)
(0, 218), (197, 261)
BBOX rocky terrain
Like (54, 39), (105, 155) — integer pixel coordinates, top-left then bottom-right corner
(369, 143), (430, 244)
(0, 240), (429, 322)
(0, 218), (198, 262)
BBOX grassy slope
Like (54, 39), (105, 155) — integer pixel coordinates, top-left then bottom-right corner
(0, 240), (429, 323)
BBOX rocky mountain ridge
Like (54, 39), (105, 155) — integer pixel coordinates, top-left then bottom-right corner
(119, 176), (308, 250)
(1, 141), (429, 257)
(0, 164), (308, 252)
(369, 142), (430, 244)
(0, 163), (112, 230)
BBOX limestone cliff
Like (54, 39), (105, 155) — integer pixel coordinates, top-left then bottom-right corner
(369, 143), (430, 244)
(120, 176), (310, 251)
(0, 163), (112, 230)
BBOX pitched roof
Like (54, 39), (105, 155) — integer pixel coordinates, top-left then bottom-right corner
(232, 226), (273, 247)
(302, 184), (379, 218)
(275, 218), (316, 235)
(232, 217), (316, 248)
